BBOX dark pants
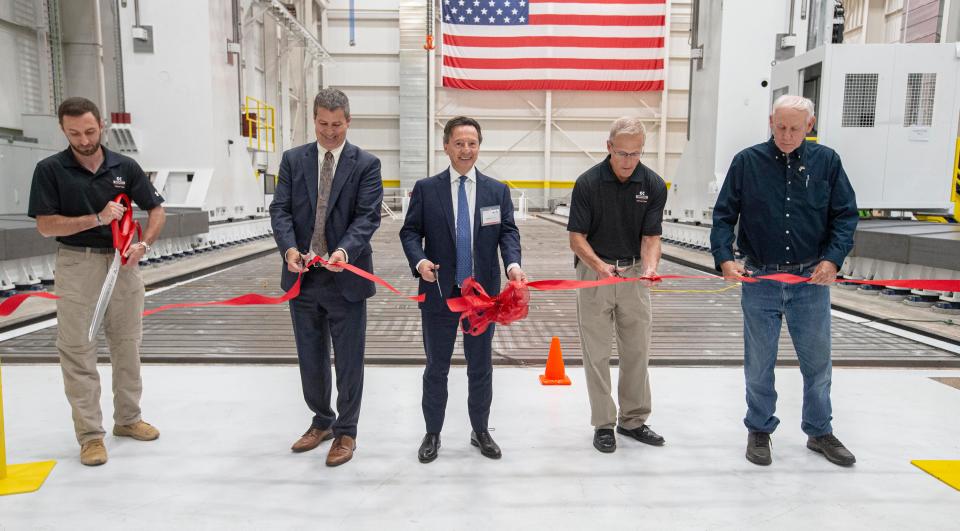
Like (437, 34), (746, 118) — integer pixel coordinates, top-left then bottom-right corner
(288, 269), (367, 438)
(421, 293), (494, 434)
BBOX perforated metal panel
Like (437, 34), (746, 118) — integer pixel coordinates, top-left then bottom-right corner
(841, 72), (879, 127)
(903, 72), (936, 127)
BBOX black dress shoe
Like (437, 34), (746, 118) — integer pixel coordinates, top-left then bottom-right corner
(593, 428), (616, 453)
(746, 432), (772, 466)
(470, 430), (501, 459)
(616, 424), (665, 446)
(807, 433), (856, 467)
(418, 433), (441, 463)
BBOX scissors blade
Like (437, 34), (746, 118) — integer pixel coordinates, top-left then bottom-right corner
(88, 250), (122, 342)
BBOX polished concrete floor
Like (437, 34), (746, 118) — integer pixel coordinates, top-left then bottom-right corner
(1, 365), (958, 530)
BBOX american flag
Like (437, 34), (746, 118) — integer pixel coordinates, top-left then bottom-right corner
(441, 0), (666, 91)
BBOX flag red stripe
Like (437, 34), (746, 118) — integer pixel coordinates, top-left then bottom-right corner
(443, 77), (665, 91)
(529, 14), (665, 25)
(443, 55), (663, 70)
(442, 33), (664, 48)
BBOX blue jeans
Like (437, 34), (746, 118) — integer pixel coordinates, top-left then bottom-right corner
(741, 264), (833, 437)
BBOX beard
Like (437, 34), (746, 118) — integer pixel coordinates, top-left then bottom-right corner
(70, 137), (101, 157)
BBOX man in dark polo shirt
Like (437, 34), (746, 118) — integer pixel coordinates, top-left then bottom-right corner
(567, 116), (668, 454)
(27, 97), (166, 466)
(710, 95), (858, 467)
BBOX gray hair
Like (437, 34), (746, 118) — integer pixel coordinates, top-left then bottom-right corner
(608, 116), (647, 142)
(771, 94), (815, 120)
(313, 88), (351, 119)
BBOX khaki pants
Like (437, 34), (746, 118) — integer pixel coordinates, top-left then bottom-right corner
(55, 247), (145, 445)
(576, 260), (653, 429)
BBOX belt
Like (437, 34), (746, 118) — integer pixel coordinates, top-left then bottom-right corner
(750, 260), (817, 273)
(59, 244), (114, 255)
(599, 256), (640, 268)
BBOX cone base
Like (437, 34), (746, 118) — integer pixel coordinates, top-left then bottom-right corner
(539, 374), (571, 385)
(0, 460), (57, 496)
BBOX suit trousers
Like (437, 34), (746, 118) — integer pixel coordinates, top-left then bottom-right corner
(421, 290), (494, 434)
(54, 247), (145, 445)
(575, 260), (653, 430)
(288, 268), (367, 438)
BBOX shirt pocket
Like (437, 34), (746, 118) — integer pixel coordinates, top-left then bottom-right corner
(804, 175), (831, 211)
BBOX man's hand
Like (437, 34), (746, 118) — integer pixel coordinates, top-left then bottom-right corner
(720, 260), (749, 281)
(122, 242), (147, 267)
(99, 201), (126, 224)
(418, 260), (439, 282)
(593, 261), (621, 279)
(808, 260), (838, 286)
(324, 249), (347, 272)
(507, 267), (527, 283)
(285, 248), (308, 273)
(639, 268), (658, 287)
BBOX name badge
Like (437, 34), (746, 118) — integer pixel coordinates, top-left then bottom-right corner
(480, 206), (501, 226)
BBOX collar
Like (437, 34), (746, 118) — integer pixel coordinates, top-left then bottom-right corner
(448, 165), (477, 183)
(59, 145), (122, 173)
(601, 154), (646, 183)
(316, 140), (346, 166)
(767, 136), (807, 163)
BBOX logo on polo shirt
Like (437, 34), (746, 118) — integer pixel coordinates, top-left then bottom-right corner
(112, 175), (127, 189)
(635, 190), (648, 203)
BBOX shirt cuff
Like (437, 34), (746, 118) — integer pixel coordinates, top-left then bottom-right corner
(415, 258), (429, 274)
(506, 263), (520, 273)
(712, 249), (736, 269)
(335, 247), (349, 263)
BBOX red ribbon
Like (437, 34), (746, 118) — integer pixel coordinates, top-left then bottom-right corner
(3, 253), (959, 320)
(112, 193), (142, 266)
(445, 278), (530, 336)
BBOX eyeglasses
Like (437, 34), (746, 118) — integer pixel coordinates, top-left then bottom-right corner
(612, 150), (643, 159)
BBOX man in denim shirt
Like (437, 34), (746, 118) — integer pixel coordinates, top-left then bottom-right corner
(710, 95), (858, 467)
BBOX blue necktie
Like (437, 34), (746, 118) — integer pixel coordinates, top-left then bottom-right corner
(455, 175), (472, 286)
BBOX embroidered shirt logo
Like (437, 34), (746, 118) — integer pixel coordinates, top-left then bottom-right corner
(112, 175), (126, 189)
(635, 190), (648, 203)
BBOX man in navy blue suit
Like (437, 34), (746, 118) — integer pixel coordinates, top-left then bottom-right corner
(400, 116), (524, 463)
(269, 88), (383, 467)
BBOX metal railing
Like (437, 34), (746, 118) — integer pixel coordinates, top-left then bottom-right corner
(242, 96), (276, 152)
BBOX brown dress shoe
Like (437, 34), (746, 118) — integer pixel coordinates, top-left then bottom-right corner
(325, 435), (356, 467)
(291, 426), (333, 453)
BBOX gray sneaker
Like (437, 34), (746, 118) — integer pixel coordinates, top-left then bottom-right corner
(807, 433), (856, 467)
(746, 432), (772, 466)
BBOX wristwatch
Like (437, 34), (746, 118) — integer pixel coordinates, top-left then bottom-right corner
(138, 241), (151, 253)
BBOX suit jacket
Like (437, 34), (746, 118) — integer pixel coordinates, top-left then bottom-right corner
(399, 168), (522, 313)
(270, 141), (383, 301)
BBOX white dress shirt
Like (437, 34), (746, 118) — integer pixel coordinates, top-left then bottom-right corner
(315, 140), (348, 262)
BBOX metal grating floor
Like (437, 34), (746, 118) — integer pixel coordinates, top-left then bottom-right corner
(2, 218), (957, 366)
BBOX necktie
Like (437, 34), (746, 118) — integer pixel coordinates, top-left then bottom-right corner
(455, 175), (472, 286)
(311, 151), (335, 256)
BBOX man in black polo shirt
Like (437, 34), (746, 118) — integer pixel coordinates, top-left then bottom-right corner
(28, 97), (166, 466)
(567, 117), (668, 454)
(710, 95), (858, 467)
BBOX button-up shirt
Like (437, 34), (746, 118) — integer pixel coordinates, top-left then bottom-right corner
(315, 140), (348, 261)
(317, 140), (345, 191)
(449, 165), (477, 232)
(710, 137), (858, 269)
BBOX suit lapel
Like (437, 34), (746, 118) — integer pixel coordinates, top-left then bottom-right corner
(473, 172), (491, 245)
(326, 142), (356, 219)
(303, 143), (319, 215)
(434, 170), (456, 244)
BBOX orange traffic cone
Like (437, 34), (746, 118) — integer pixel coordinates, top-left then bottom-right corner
(540, 336), (571, 385)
